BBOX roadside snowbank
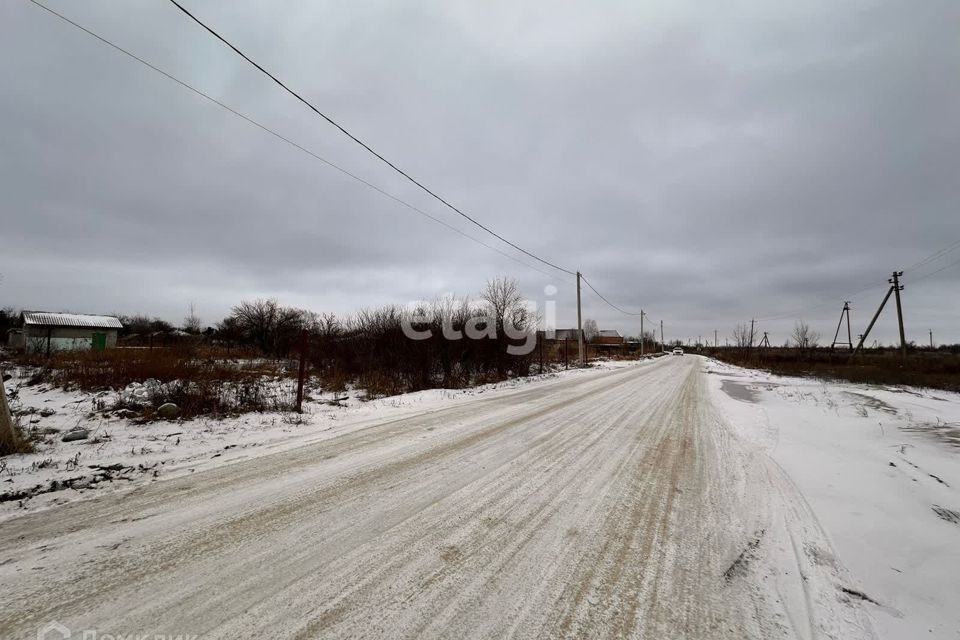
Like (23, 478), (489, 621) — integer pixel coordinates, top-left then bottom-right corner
(705, 357), (960, 640)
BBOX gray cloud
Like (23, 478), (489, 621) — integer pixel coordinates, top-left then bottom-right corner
(1, 0), (958, 345)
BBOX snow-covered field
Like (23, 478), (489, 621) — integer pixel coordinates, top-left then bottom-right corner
(0, 359), (641, 518)
(706, 358), (960, 639)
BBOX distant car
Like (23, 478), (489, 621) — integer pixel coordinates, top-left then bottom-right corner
(672, 347), (684, 356)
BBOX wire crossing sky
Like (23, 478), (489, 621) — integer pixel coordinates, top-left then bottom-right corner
(2, 0), (958, 344)
(24, 0), (650, 321)
(167, 0), (577, 279)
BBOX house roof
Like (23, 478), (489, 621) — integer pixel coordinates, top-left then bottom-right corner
(599, 329), (623, 338)
(21, 311), (123, 330)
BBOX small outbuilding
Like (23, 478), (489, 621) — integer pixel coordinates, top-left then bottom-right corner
(594, 330), (625, 345)
(19, 311), (123, 354)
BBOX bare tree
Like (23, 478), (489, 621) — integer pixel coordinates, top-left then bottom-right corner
(791, 320), (820, 356)
(583, 319), (599, 341)
(183, 302), (202, 334)
(480, 277), (525, 330)
(732, 323), (755, 350)
(0, 307), (17, 337)
(230, 299), (304, 356)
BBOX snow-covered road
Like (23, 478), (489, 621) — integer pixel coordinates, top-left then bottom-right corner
(0, 357), (875, 639)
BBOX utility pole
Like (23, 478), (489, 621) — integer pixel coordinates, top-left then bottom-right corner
(749, 318), (756, 349)
(930, 329), (934, 350)
(830, 301), (854, 352)
(576, 271), (584, 367)
(852, 286), (895, 357)
(640, 310), (645, 357)
(891, 271), (906, 358)
(660, 320), (664, 352)
(714, 329), (718, 348)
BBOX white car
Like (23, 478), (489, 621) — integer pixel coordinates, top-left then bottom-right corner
(672, 347), (684, 356)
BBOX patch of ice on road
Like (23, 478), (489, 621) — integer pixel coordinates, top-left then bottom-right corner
(720, 379), (760, 403)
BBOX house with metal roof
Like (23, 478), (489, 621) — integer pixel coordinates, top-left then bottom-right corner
(14, 311), (123, 354)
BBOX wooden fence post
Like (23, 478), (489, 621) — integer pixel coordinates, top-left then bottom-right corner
(539, 335), (544, 374)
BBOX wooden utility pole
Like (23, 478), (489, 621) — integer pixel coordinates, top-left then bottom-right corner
(749, 318), (756, 349)
(714, 329), (718, 348)
(660, 320), (664, 351)
(576, 271), (584, 367)
(295, 329), (308, 413)
(930, 329), (934, 349)
(640, 310), (644, 357)
(852, 286), (895, 357)
(640, 309), (646, 358)
(830, 301), (854, 351)
(891, 271), (906, 358)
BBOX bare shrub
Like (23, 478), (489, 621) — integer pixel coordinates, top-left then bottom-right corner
(731, 323), (755, 350)
(710, 348), (960, 392)
(305, 279), (538, 397)
(791, 320), (820, 357)
(229, 299), (305, 357)
(583, 319), (599, 341)
(183, 302), (202, 334)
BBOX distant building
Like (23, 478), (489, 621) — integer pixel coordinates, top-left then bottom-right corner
(18, 311), (123, 354)
(594, 329), (625, 345)
(547, 328), (586, 343)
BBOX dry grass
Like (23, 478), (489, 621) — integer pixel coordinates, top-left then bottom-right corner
(15, 346), (289, 391)
(0, 420), (34, 456)
(710, 348), (960, 392)
(13, 347), (297, 420)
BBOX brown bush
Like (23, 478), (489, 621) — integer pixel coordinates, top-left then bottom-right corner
(709, 347), (960, 392)
(0, 417), (33, 456)
(15, 346), (290, 391)
(12, 346), (296, 420)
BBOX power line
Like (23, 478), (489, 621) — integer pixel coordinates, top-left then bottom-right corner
(579, 275), (644, 316)
(756, 248), (958, 324)
(754, 239), (960, 323)
(166, 0), (576, 277)
(755, 279), (887, 322)
(25, 0), (566, 281)
(910, 256), (960, 285)
(28, 0), (660, 321)
(903, 238), (960, 273)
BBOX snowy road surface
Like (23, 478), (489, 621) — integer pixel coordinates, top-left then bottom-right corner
(0, 357), (874, 639)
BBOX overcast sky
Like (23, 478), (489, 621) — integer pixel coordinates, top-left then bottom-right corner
(2, 0), (958, 345)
